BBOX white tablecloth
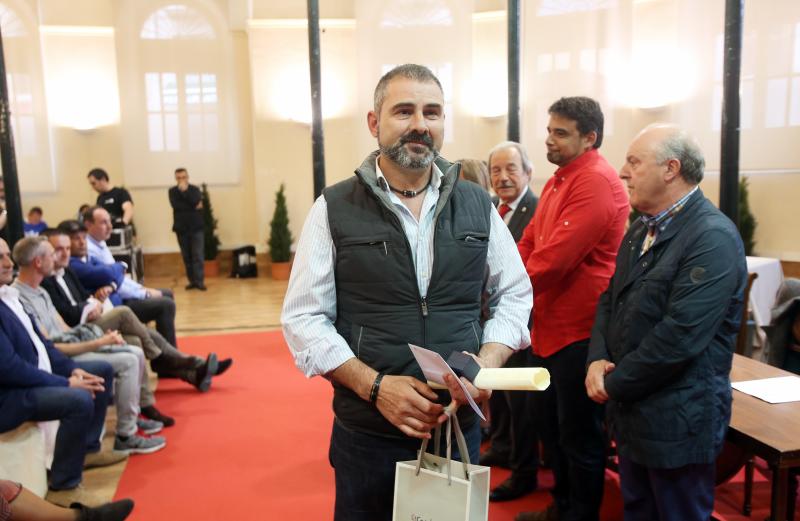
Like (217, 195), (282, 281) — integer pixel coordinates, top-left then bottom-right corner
(746, 256), (784, 326)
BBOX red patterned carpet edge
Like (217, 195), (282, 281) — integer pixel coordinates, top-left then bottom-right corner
(113, 330), (783, 520)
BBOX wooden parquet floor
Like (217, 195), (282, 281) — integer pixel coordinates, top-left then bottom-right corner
(147, 274), (289, 336)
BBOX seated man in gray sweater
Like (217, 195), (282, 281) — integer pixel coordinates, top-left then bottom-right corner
(11, 236), (166, 455)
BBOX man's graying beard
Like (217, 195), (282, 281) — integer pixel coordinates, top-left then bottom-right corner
(380, 131), (438, 170)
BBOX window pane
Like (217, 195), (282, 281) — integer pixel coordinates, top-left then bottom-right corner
(164, 113), (180, 151)
(186, 74), (200, 106)
(741, 80), (754, 130)
(795, 23), (800, 74)
(203, 113), (218, 151)
(790, 77), (800, 126)
(18, 116), (35, 156)
(765, 78), (788, 128)
(148, 114), (164, 151)
(187, 113), (203, 151)
(201, 74), (217, 105)
(555, 52), (571, 71)
(162, 73), (178, 112)
(145, 73), (161, 112)
(140, 5), (215, 39)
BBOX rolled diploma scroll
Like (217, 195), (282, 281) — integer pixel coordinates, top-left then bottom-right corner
(428, 367), (550, 391)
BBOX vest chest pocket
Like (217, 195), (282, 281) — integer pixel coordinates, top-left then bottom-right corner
(455, 231), (489, 246)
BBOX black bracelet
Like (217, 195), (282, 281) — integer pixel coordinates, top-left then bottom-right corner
(369, 373), (385, 404)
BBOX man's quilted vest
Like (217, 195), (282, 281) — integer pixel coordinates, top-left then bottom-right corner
(323, 153), (492, 437)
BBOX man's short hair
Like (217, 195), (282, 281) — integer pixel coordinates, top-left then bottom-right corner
(373, 64), (443, 114)
(87, 168), (109, 182)
(57, 219), (87, 236)
(548, 97), (604, 149)
(12, 236), (49, 267)
(650, 125), (706, 185)
(82, 205), (104, 224)
(28, 206), (43, 216)
(175, 167), (187, 175)
(40, 228), (65, 239)
(488, 141), (533, 174)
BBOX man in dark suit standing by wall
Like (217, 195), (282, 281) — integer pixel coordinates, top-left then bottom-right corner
(483, 141), (541, 502)
(168, 168), (206, 291)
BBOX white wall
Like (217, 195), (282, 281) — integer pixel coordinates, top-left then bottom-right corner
(10, 0), (800, 260)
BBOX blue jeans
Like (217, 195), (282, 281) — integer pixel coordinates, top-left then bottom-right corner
(329, 417), (480, 521)
(619, 456), (715, 521)
(28, 360), (113, 490)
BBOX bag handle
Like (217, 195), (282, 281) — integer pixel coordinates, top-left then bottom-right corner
(413, 408), (471, 484)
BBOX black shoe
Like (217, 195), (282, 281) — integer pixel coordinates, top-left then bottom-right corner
(489, 476), (538, 502)
(196, 284), (207, 291)
(72, 499), (135, 521)
(150, 353), (197, 377)
(185, 283), (197, 290)
(141, 405), (175, 427)
(479, 449), (511, 468)
(215, 358), (233, 376)
(188, 353), (218, 392)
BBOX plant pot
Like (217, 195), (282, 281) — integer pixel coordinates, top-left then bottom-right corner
(270, 261), (292, 280)
(204, 259), (220, 278)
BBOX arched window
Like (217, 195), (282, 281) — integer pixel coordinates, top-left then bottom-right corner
(117, 0), (238, 187)
(380, 0), (453, 28)
(140, 4), (215, 39)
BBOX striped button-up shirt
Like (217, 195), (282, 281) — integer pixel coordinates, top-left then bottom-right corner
(282, 160), (533, 378)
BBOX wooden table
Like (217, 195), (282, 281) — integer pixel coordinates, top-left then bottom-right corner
(729, 354), (800, 520)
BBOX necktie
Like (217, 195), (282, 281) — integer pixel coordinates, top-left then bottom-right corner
(640, 224), (657, 256)
(498, 203), (511, 219)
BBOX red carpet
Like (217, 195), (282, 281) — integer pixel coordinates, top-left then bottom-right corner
(115, 331), (789, 520)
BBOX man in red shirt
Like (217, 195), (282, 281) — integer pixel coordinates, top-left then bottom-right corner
(515, 97), (629, 521)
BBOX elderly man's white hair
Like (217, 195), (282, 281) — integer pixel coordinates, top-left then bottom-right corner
(640, 124), (705, 185)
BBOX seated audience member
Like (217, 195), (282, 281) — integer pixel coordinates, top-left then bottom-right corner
(78, 208), (178, 346)
(586, 125), (747, 521)
(51, 223), (231, 394)
(0, 238), (114, 499)
(457, 158), (491, 192)
(86, 169), (133, 227)
(11, 236), (166, 455)
(24, 207), (48, 236)
(0, 479), (133, 521)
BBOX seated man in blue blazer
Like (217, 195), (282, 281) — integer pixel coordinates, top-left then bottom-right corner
(0, 237), (113, 495)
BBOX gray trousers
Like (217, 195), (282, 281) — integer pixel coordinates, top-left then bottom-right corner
(73, 346), (144, 438)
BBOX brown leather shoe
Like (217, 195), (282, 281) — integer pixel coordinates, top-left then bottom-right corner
(515, 503), (559, 521)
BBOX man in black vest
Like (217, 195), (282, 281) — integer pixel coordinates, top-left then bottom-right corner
(168, 168), (206, 291)
(483, 141), (541, 502)
(282, 64), (533, 521)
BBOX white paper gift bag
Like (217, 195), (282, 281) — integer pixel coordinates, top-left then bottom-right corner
(393, 414), (490, 521)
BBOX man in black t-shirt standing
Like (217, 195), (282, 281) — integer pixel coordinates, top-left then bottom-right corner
(87, 168), (134, 228)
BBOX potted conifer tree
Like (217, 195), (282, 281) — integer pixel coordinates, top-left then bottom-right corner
(268, 184), (293, 280)
(738, 176), (757, 256)
(201, 183), (222, 277)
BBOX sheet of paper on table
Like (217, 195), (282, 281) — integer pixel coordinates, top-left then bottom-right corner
(732, 375), (800, 404)
(408, 344), (486, 421)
